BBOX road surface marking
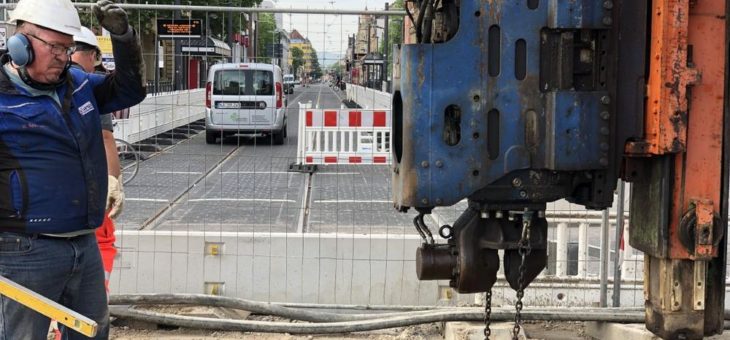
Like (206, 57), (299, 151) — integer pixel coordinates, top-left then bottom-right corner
(188, 198), (297, 203)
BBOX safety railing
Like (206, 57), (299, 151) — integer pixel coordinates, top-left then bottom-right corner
(113, 89), (205, 144)
(345, 83), (393, 109)
(296, 102), (392, 165)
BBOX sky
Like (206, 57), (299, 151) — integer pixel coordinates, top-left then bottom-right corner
(271, 0), (392, 63)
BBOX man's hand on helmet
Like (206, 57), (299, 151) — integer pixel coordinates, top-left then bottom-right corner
(93, 0), (129, 35)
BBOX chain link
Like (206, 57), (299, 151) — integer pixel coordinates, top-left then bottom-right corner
(483, 290), (492, 340)
(513, 213), (533, 340)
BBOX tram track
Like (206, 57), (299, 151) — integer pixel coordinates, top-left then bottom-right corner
(137, 144), (243, 230)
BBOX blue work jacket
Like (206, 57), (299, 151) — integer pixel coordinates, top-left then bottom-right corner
(0, 29), (146, 234)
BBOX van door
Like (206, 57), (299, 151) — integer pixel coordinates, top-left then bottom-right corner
(210, 68), (276, 127)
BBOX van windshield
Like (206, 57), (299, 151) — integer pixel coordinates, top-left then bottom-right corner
(213, 69), (274, 96)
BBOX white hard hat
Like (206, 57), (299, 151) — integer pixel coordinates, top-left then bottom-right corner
(74, 27), (99, 49)
(9, 0), (81, 37)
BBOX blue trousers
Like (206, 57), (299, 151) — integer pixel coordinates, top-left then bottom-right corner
(0, 232), (109, 339)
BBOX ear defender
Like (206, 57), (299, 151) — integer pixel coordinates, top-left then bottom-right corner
(7, 34), (34, 67)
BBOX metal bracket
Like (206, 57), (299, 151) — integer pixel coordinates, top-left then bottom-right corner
(693, 261), (706, 311)
(694, 200), (715, 258)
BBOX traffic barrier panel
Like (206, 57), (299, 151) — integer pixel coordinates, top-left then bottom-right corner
(296, 103), (392, 165)
(113, 89), (206, 144)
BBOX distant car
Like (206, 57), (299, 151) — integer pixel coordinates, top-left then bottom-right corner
(283, 74), (295, 94)
(205, 63), (288, 145)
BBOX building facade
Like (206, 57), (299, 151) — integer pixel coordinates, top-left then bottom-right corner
(288, 29), (314, 79)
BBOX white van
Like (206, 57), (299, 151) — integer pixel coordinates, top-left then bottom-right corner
(205, 63), (287, 144)
(283, 74), (295, 94)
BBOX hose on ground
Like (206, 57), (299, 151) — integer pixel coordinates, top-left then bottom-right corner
(110, 305), (648, 334)
(109, 293), (730, 334)
(110, 294), (453, 322)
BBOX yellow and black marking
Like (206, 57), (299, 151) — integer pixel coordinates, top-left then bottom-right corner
(0, 275), (97, 337)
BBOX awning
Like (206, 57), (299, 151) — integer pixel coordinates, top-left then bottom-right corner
(179, 36), (231, 57)
(362, 52), (385, 65)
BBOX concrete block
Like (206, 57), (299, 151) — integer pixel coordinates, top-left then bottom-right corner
(171, 233), (190, 253)
(284, 257), (304, 302)
(317, 258), (337, 304)
(334, 259), (355, 303)
(336, 237), (355, 259)
(369, 238), (388, 260)
(350, 260), (373, 305)
(251, 256), (272, 299)
(152, 253), (173, 292)
(367, 260), (387, 305)
(235, 235), (254, 256)
(269, 236), (288, 258)
(234, 255), (254, 299)
(386, 238), (407, 261)
(399, 260), (420, 303)
(251, 236), (272, 257)
(383, 260), (406, 304)
(169, 253), (189, 293)
(114, 234), (138, 253)
(318, 237), (338, 259)
(585, 322), (730, 340)
(302, 236), (321, 259)
(135, 252), (156, 293)
(268, 257), (288, 301)
(301, 258), (321, 303)
(353, 237), (372, 260)
(285, 236), (304, 258)
(444, 322), (526, 340)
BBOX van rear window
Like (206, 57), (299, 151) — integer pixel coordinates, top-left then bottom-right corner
(213, 70), (274, 96)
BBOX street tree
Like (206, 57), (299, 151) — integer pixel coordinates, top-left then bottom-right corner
(291, 47), (304, 77)
(310, 50), (322, 79)
(256, 13), (277, 61)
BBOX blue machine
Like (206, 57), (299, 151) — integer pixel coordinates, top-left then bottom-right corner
(392, 0), (645, 294)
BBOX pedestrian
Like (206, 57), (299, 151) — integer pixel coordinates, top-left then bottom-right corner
(71, 26), (124, 295)
(0, 0), (146, 339)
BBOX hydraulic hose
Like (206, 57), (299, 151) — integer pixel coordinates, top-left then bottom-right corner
(110, 294), (454, 322)
(109, 293), (730, 334)
(110, 305), (647, 334)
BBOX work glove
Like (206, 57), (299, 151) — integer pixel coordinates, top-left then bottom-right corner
(106, 175), (124, 219)
(93, 0), (129, 36)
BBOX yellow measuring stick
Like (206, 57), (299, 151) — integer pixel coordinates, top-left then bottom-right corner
(0, 275), (97, 337)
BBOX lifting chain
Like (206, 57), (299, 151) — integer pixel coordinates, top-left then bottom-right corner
(513, 212), (533, 340)
(483, 290), (492, 339)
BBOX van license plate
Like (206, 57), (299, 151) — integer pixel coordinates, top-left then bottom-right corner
(217, 102), (241, 109)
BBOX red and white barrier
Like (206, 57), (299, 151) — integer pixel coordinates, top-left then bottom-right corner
(296, 102), (392, 165)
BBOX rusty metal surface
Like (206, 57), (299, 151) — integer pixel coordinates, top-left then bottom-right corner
(693, 200), (715, 259)
(636, 0), (727, 337)
(633, 0), (699, 156)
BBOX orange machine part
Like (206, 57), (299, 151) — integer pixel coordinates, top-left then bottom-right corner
(636, 0), (699, 156)
(668, 0), (726, 259)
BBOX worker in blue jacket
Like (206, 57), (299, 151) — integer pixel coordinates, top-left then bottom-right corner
(0, 0), (146, 338)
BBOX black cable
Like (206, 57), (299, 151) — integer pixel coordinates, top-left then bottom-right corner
(418, 213), (435, 244)
(421, 0), (436, 43)
(412, 214), (428, 243)
(404, 1), (417, 37)
(414, 0), (430, 43)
